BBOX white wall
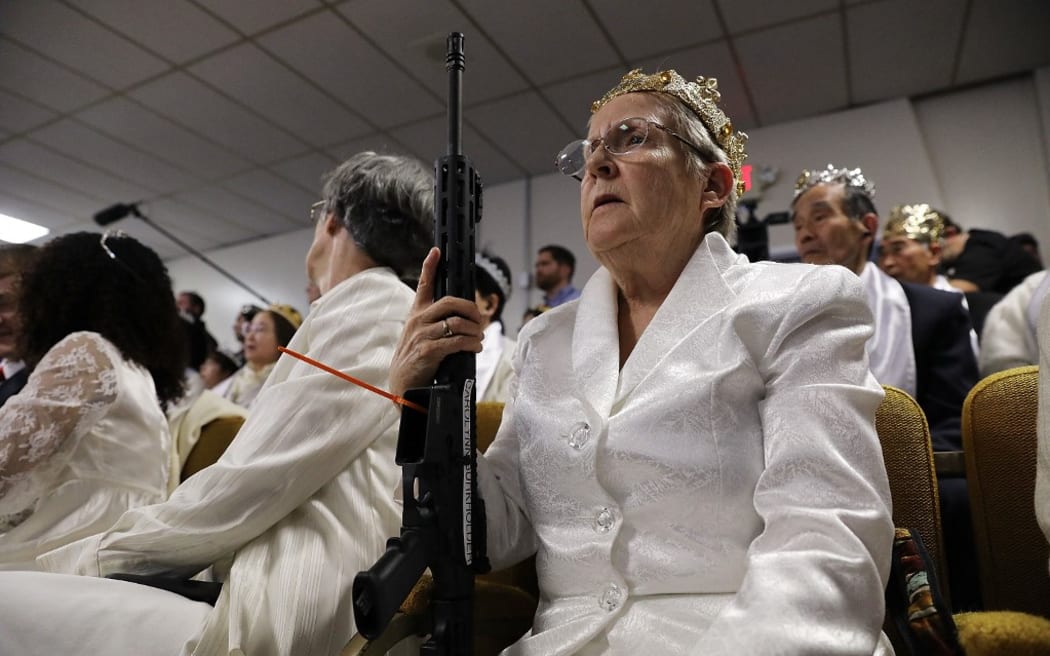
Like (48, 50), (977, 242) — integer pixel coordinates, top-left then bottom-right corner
(167, 228), (314, 351)
(172, 67), (1050, 343)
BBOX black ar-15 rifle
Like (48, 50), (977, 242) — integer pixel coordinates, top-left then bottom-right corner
(352, 32), (490, 655)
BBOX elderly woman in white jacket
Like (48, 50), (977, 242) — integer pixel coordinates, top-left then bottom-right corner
(392, 69), (895, 655)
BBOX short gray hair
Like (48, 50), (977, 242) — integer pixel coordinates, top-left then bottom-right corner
(322, 152), (434, 280)
(648, 93), (738, 242)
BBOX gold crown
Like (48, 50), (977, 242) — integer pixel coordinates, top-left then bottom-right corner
(268, 303), (303, 330)
(884, 204), (945, 243)
(591, 69), (748, 196)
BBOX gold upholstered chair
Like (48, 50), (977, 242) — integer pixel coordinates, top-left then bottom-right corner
(877, 379), (1050, 654)
(180, 415), (246, 482)
(961, 365), (1049, 617)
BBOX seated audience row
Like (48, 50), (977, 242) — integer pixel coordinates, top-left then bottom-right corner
(0, 62), (1042, 655)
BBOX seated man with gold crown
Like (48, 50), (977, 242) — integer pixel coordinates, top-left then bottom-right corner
(879, 203), (979, 356)
(392, 70), (895, 654)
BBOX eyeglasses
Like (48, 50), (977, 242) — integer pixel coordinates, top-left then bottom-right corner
(309, 200), (326, 223)
(555, 117), (709, 180)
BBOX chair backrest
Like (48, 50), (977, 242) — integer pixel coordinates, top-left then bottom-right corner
(875, 385), (949, 593)
(181, 415), (245, 482)
(962, 365), (1050, 616)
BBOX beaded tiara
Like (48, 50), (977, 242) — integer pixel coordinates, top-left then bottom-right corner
(884, 204), (946, 243)
(475, 252), (511, 298)
(794, 164), (876, 198)
(591, 69), (749, 196)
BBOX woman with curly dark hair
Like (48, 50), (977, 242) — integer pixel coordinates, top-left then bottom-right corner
(0, 231), (187, 569)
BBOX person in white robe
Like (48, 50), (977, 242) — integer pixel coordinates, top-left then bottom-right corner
(979, 270), (1049, 376)
(0, 152), (435, 656)
(1036, 290), (1050, 571)
(0, 232), (187, 570)
(391, 70), (895, 654)
(475, 250), (516, 402)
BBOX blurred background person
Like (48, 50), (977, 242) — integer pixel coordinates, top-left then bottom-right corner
(225, 304), (302, 408)
(231, 304), (262, 367)
(475, 251), (515, 402)
(0, 245), (38, 408)
(0, 231), (186, 569)
(199, 348), (240, 397)
(177, 291), (218, 371)
(533, 244), (580, 307)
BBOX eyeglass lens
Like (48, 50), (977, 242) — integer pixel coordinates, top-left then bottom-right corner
(556, 118), (650, 178)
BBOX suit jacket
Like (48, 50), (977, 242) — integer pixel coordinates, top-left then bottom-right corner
(480, 234), (894, 655)
(0, 367), (28, 408)
(40, 268), (409, 656)
(899, 281), (980, 452)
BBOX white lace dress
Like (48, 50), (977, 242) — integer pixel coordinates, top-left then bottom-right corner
(0, 331), (171, 569)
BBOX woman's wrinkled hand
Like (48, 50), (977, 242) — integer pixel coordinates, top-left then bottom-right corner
(389, 247), (484, 398)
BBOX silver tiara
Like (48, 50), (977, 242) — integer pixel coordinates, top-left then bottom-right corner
(475, 253), (511, 298)
(794, 164), (876, 198)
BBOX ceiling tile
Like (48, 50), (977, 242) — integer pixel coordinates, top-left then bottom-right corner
(0, 1), (168, 88)
(456, 0), (621, 85)
(0, 192), (79, 234)
(131, 72), (306, 163)
(197, 0), (324, 35)
(0, 138), (151, 202)
(188, 42), (370, 147)
(735, 14), (847, 124)
(956, 0), (1050, 84)
(221, 168), (318, 226)
(0, 162), (108, 221)
(269, 151), (340, 193)
(172, 185), (300, 234)
(637, 41), (757, 130)
(258, 12), (441, 127)
(0, 39), (109, 112)
(325, 134), (414, 161)
(717, 0), (838, 34)
(31, 119), (198, 193)
(67, 0), (240, 63)
(848, 0), (963, 104)
(388, 117), (524, 184)
(0, 89), (58, 133)
(145, 198), (257, 246)
(38, 218), (185, 259)
(540, 67), (626, 134)
(337, 0), (529, 106)
(469, 92), (576, 174)
(590, 0), (722, 60)
(78, 97), (251, 178)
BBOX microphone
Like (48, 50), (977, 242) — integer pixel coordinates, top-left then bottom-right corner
(94, 203), (139, 226)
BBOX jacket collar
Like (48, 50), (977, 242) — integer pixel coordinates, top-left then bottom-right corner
(571, 233), (741, 417)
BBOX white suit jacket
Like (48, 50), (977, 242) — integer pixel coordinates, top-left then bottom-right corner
(479, 234), (895, 655)
(39, 268), (410, 656)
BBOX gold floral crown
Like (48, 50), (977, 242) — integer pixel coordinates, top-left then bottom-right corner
(794, 164), (876, 198)
(884, 204), (946, 243)
(268, 303), (303, 330)
(591, 69), (749, 196)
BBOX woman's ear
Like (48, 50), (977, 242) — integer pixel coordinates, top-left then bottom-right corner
(700, 162), (733, 210)
(478, 292), (499, 319)
(324, 212), (341, 236)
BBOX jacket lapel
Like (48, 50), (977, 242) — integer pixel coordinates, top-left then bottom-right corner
(614, 234), (740, 405)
